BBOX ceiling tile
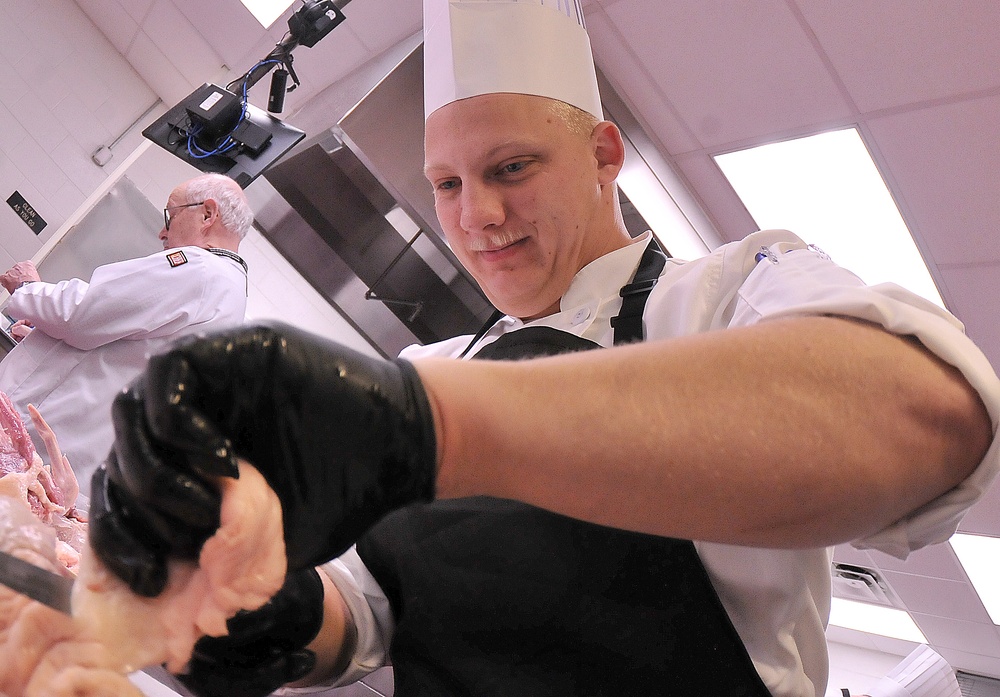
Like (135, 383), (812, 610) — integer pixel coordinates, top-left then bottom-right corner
(340, 0), (422, 54)
(169, 0), (268, 69)
(865, 94), (1000, 267)
(955, 470), (1000, 536)
(601, 0), (853, 148)
(882, 571), (992, 624)
(911, 613), (1000, 655)
(794, 0), (1000, 113)
(936, 263), (1000, 374)
(125, 30), (198, 105)
(141, 0), (226, 85)
(866, 543), (966, 582)
(825, 625), (881, 652)
(935, 646), (1000, 680)
(868, 635), (923, 660)
(832, 543), (876, 568)
(586, 8), (700, 155)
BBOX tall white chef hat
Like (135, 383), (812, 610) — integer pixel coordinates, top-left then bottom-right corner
(864, 645), (961, 697)
(423, 0), (604, 120)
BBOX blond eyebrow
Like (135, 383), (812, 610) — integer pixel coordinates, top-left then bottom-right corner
(424, 139), (543, 177)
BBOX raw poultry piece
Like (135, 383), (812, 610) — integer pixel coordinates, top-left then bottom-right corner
(0, 391), (288, 696)
(0, 395), (85, 575)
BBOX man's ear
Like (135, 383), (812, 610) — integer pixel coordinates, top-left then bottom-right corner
(201, 198), (220, 228)
(593, 121), (626, 186)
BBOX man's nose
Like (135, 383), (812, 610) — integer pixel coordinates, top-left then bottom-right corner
(459, 183), (505, 232)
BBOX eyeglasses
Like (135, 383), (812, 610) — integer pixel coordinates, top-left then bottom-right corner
(163, 201), (205, 230)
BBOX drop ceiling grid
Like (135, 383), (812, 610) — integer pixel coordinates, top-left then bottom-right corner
(168, 0), (271, 68)
(862, 95), (1000, 269)
(880, 570), (993, 625)
(583, 5), (702, 155)
(597, 0), (855, 148)
(790, 0), (1000, 113)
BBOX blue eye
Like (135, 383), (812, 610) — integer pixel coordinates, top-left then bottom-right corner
(501, 162), (526, 174)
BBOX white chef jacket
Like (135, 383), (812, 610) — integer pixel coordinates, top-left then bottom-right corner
(298, 229), (1000, 697)
(0, 246), (247, 503)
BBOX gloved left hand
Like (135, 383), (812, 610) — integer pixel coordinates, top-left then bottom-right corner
(89, 322), (438, 597)
(176, 567), (326, 697)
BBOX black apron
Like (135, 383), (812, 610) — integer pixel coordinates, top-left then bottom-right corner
(357, 240), (773, 696)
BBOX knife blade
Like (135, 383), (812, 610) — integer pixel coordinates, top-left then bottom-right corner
(0, 548), (74, 614)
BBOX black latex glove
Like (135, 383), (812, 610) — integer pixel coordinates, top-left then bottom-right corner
(89, 322), (437, 596)
(177, 567), (326, 697)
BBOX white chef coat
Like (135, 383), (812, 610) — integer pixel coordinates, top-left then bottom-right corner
(295, 229), (1000, 697)
(0, 246), (247, 504)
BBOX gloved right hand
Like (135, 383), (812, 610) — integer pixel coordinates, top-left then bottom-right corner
(176, 567), (326, 697)
(89, 323), (438, 597)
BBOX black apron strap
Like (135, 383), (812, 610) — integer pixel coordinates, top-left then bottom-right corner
(457, 308), (504, 359)
(610, 236), (667, 345)
(473, 326), (601, 360)
(458, 236), (666, 358)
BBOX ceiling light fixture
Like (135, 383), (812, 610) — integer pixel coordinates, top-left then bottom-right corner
(829, 597), (928, 643)
(950, 533), (1000, 625)
(240, 0), (296, 28)
(714, 128), (944, 308)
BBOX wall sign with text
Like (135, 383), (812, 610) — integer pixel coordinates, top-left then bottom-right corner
(6, 191), (46, 235)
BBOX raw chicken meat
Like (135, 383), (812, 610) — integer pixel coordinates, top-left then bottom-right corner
(72, 461), (288, 674)
(0, 395), (86, 575)
(0, 392), (288, 696)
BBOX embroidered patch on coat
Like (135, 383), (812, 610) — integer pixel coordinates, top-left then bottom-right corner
(167, 250), (188, 267)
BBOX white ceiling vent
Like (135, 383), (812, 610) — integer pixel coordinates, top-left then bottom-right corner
(958, 671), (1000, 697)
(832, 563), (904, 608)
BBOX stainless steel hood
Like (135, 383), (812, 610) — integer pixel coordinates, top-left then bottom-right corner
(257, 45), (494, 357)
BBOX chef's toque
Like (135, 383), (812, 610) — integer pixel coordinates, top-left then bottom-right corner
(865, 644), (961, 697)
(422, 0), (604, 120)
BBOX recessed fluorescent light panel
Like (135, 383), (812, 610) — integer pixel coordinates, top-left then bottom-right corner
(950, 533), (1000, 624)
(240, 0), (295, 28)
(714, 128), (944, 308)
(829, 597), (928, 643)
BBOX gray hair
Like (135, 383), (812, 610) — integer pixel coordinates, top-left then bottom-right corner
(183, 173), (254, 239)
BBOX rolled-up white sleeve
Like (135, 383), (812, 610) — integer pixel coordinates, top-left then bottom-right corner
(278, 546), (394, 693)
(730, 234), (1000, 558)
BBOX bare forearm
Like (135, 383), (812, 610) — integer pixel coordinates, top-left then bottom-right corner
(414, 316), (991, 547)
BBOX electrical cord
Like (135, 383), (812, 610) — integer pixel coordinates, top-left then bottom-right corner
(185, 51), (289, 160)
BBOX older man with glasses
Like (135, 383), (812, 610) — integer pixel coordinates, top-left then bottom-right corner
(0, 172), (251, 506)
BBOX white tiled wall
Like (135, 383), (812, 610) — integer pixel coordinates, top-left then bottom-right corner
(0, 0), (159, 268)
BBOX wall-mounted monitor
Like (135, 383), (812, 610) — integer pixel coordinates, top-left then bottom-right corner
(142, 83), (306, 189)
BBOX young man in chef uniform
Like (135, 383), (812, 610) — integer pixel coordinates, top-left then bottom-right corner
(89, 2), (1000, 696)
